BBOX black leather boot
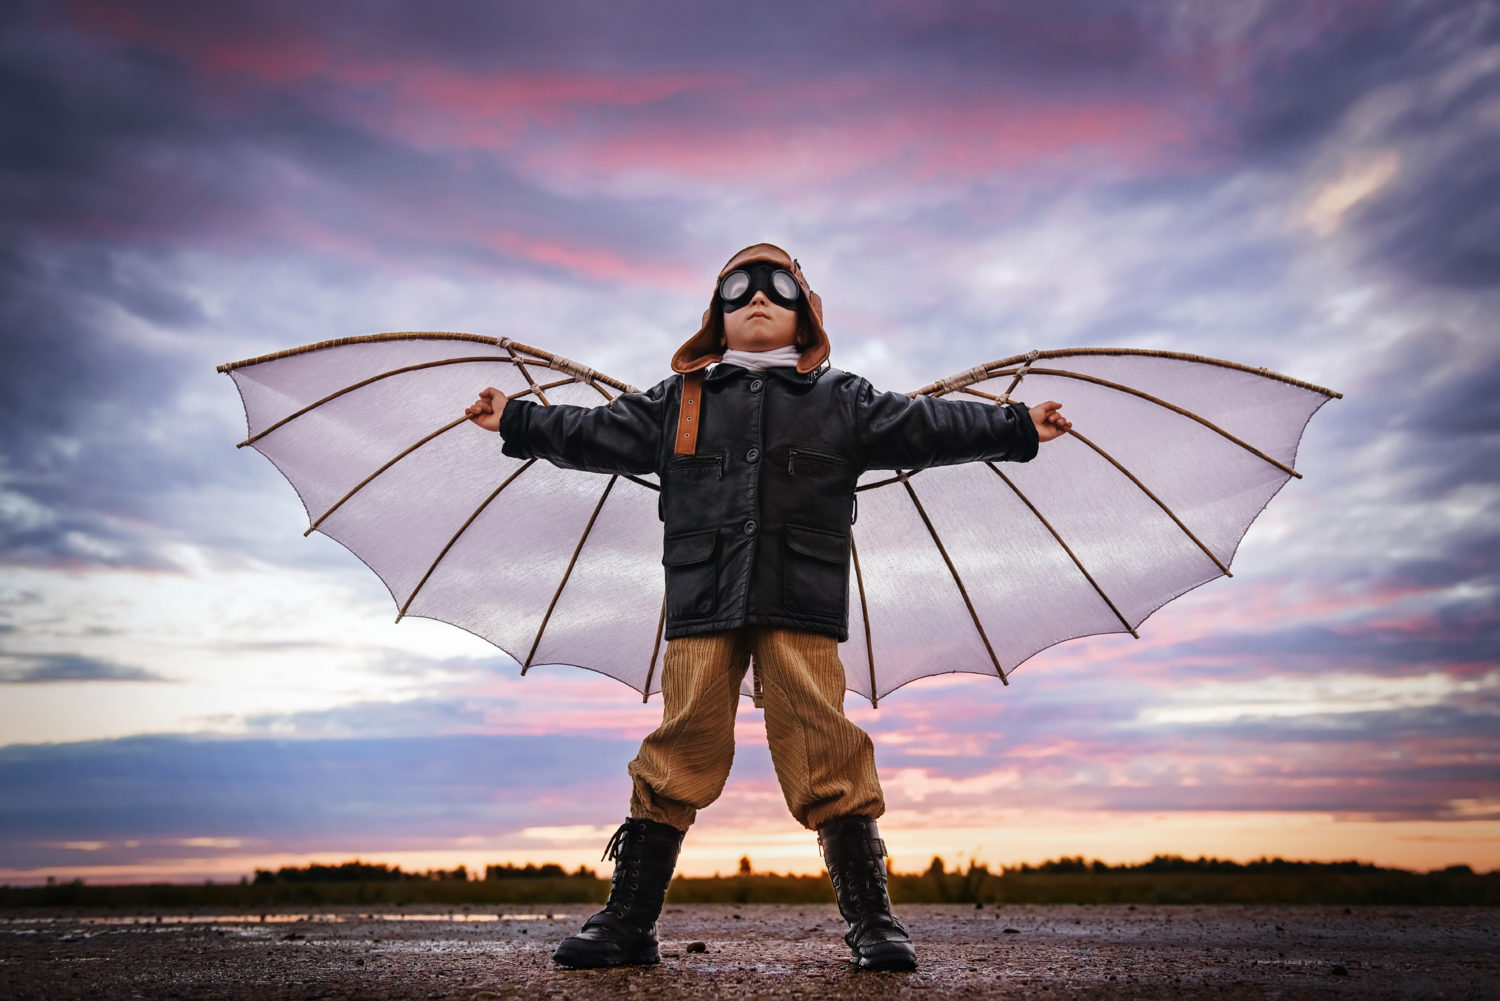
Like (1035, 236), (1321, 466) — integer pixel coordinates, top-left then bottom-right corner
(553, 817), (684, 968)
(818, 815), (917, 971)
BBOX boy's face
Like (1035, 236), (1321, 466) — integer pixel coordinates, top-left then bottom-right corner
(722, 290), (799, 352)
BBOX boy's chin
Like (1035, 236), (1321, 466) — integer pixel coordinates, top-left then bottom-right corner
(727, 336), (798, 353)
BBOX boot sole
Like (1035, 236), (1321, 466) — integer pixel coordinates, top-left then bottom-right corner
(553, 944), (660, 969)
(853, 944), (918, 972)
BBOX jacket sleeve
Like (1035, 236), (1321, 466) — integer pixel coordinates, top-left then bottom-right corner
(498, 377), (672, 475)
(853, 377), (1039, 472)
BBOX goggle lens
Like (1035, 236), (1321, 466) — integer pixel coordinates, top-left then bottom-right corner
(772, 270), (798, 301)
(720, 271), (750, 301)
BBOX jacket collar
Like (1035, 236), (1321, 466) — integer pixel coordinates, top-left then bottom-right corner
(705, 362), (827, 385)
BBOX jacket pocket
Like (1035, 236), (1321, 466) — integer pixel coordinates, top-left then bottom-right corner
(782, 524), (849, 618)
(662, 450), (724, 525)
(785, 446), (847, 477)
(668, 451), (724, 478)
(662, 529), (719, 619)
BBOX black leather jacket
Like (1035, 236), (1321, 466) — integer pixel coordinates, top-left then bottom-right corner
(499, 363), (1038, 641)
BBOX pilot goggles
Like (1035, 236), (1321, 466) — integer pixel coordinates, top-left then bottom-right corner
(718, 262), (802, 313)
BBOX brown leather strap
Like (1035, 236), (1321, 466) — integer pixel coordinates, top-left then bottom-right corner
(674, 371), (704, 455)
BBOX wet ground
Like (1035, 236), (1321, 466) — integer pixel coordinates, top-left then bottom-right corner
(1, 904), (1495, 999)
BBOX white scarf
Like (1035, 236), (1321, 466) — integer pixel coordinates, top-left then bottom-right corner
(720, 345), (802, 372)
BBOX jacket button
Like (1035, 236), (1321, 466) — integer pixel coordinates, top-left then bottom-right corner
(743, 520), (757, 535)
(745, 448), (760, 462)
(749, 379), (763, 392)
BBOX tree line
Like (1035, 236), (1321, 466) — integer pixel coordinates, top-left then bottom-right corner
(251, 860), (600, 883)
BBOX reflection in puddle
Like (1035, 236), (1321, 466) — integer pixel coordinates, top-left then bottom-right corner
(1, 913), (570, 926)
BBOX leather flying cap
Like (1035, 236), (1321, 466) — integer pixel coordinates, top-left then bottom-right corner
(671, 242), (830, 374)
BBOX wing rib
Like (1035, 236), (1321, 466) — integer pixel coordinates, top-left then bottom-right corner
(985, 461), (1138, 638)
(643, 599), (667, 702)
(967, 365), (1303, 479)
(849, 531), (878, 707)
(907, 347), (1341, 399)
(856, 468), (926, 493)
(397, 458), (538, 623)
(305, 415), (468, 536)
(506, 345), (553, 406)
(238, 354), (508, 448)
(523, 476), (617, 674)
(900, 475), (1008, 684)
(219, 331), (640, 390)
(1066, 429), (1232, 577)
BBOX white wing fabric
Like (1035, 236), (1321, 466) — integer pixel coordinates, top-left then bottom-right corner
(219, 333), (671, 695)
(219, 336), (1339, 706)
(842, 348), (1339, 704)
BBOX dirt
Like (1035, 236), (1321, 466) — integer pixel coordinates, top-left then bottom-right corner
(2, 903), (1495, 999)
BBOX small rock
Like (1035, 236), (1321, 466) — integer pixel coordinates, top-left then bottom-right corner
(686, 941), (708, 953)
(1331, 964), (1349, 977)
(282, 933), (304, 941)
(1002, 928), (1021, 934)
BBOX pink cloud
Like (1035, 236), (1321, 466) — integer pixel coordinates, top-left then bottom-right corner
(62, 0), (1196, 190)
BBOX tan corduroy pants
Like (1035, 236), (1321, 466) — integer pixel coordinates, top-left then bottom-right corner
(627, 628), (885, 831)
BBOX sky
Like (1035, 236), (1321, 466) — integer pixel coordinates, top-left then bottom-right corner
(1, 0), (1497, 885)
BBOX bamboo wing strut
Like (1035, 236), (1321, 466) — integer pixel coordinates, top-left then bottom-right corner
(305, 415), (470, 536)
(1065, 429), (1232, 577)
(849, 531), (878, 707)
(985, 461), (1138, 639)
(938, 362), (1310, 479)
(642, 599), (667, 704)
(909, 347), (1341, 399)
(900, 475), (1008, 684)
(237, 355), (518, 448)
(398, 458), (539, 622)
(523, 475), (618, 673)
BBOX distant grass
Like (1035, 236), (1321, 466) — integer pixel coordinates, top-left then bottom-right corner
(887, 868), (1500, 907)
(4, 865), (1496, 909)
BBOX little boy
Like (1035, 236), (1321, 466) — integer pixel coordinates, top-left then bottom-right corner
(466, 243), (1070, 971)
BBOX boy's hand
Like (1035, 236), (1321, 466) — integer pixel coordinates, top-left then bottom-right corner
(1030, 400), (1071, 443)
(466, 387), (507, 432)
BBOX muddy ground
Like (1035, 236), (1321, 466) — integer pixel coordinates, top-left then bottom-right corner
(2, 904), (1495, 1000)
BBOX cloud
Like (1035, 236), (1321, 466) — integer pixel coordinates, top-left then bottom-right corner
(0, 733), (639, 860)
(1221, 0), (1500, 290)
(0, 652), (168, 683)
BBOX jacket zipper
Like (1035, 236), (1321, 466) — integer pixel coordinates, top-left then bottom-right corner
(674, 452), (724, 479)
(788, 448), (843, 476)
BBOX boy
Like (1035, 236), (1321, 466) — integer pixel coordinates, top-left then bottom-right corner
(466, 243), (1070, 971)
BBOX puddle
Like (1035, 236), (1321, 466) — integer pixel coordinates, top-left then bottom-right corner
(0, 912), (571, 926)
